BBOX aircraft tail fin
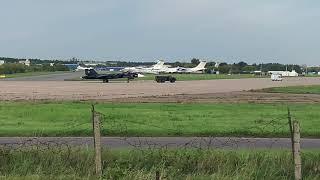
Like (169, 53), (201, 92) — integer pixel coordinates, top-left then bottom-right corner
(85, 69), (98, 76)
(194, 61), (207, 70)
(153, 60), (165, 69)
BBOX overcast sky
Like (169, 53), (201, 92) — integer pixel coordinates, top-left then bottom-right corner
(0, 1), (319, 65)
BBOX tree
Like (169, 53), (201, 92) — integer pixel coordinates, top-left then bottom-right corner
(219, 62), (228, 66)
(237, 61), (248, 68)
(172, 61), (182, 67)
(191, 58), (200, 65)
(218, 65), (231, 74)
(0, 63), (26, 74)
(242, 65), (256, 72)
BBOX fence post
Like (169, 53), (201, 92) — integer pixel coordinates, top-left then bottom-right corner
(155, 170), (160, 180)
(287, 107), (294, 160)
(293, 120), (301, 180)
(92, 105), (102, 178)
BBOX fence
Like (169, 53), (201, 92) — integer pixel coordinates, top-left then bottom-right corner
(91, 105), (303, 179)
(0, 105), (305, 179)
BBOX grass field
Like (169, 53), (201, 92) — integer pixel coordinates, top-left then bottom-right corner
(0, 102), (319, 137)
(1, 71), (68, 78)
(261, 85), (320, 94)
(1, 148), (319, 179)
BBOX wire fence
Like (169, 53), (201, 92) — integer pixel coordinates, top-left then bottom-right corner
(96, 107), (293, 150)
(0, 104), (303, 179)
(0, 105), (299, 150)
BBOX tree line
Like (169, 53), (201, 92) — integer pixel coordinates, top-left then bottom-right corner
(1, 57), (316, 74)
(0, 57), (69, 74)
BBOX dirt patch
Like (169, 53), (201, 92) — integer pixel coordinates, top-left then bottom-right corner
(109, 91), (320, 104)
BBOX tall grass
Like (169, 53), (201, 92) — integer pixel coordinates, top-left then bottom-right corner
(0, 148), (319, 179)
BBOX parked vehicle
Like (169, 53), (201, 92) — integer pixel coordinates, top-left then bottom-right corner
(155, 75), (176, 83)
(271, 74), (283, 81)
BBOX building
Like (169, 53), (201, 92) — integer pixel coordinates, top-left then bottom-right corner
(281, 70), (298, 77)
(19, 59), (31, 66)
(0, 60), (4, 66)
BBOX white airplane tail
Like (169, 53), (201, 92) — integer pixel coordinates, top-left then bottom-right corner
(191, 61), (207, 71)
(153, 60), (165, 69)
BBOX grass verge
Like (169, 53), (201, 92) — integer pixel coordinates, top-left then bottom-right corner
(0, 102), (320, 137)
(0, 148), (319, 179)
(260, 85), (320, 94)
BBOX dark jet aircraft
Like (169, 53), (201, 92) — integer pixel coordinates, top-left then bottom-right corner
(82, 69), (138, 83)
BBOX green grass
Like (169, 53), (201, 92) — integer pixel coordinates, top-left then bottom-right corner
(261, 85), (320, 94)
(2, 71), (68, 78)
(138, 73), (265, 81)
(0, 102), (320, 137)
(0, 148), (319, 179)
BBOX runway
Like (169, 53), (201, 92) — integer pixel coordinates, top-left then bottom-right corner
(0, 77), (320, 101)
(1, 71), (84, 81)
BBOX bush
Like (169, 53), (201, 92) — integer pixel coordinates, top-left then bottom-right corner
(0, 63), (69, 74)
(0, 63), (26, 74)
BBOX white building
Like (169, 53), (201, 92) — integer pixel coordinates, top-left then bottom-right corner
(0, 60), (4, 66)
(19, 59), (31, 66)
(282, 70), (299, 77)
(318, 72), (320, 75)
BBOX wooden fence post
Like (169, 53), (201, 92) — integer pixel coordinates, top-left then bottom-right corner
(287, 107), (294, 160)
(155, 170), (160, 180)
(92, 105), (102, 178)
(293, 120), (301, 180)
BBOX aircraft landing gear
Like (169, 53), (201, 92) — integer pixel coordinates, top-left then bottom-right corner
(103, 79), (109, 83)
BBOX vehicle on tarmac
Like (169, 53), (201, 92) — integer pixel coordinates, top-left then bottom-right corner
(82, 69), (138, 83)
(155, 75), (176, 83)
(271, 74), (283, 81)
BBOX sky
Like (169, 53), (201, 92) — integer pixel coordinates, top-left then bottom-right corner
(0, 0), (319, 65)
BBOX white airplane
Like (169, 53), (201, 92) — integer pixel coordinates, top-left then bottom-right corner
(215, 62), (220, 68)
(122, 60), (165, 74)
(161, 61), (207, 73)
(75, 65), (93, 71)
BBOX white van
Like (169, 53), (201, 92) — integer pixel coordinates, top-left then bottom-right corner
(271, 74), (283, 81)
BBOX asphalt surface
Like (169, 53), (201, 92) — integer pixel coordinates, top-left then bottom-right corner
(1, 77), (320, 101)
(1, 137), (320, 149)
(1, 71), (84, 81)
